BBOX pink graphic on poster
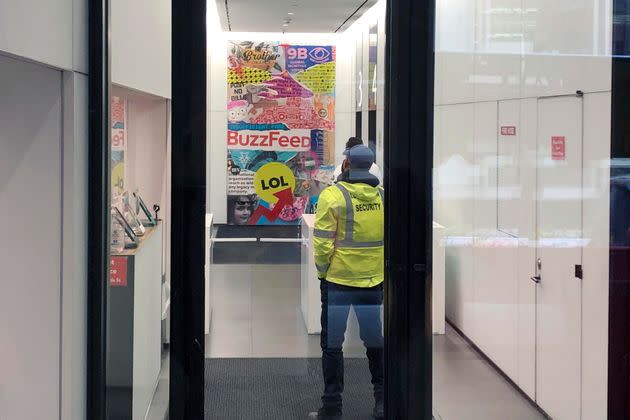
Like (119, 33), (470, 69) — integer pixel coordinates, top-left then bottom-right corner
(259, 72), (314, 99)
(251, 98), (335, 131)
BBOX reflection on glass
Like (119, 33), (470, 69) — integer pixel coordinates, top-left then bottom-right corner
(368, 22), (377, 112)
(356, 31), (364, 110)
(433, 1), (612, 419)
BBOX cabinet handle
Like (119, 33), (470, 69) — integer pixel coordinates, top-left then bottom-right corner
(531, 275), (541, 284)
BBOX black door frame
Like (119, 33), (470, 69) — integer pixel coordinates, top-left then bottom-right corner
(87, 0), (110, 418)
(384, 0), (435, 418)
(169, 0), (207, 418)
(87, 0), (435, 418)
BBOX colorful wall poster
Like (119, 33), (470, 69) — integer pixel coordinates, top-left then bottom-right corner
(111, 96), (126, 198)
(226, 41), (336, 225)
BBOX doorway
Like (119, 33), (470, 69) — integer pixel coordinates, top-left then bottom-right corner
(168, 0), (435, 418)
(87, 0), (453, 418)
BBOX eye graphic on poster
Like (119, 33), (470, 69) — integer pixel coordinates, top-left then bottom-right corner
(309, 47), (332, 63)
(227, 41), (336, 225)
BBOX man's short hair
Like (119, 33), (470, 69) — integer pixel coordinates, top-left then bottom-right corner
(345, 137), (364, 149)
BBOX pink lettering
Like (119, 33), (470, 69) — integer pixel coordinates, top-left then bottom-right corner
(269, 131), (279, 147)
(227, 130), (311, 149)
(227, 131), (239, 146)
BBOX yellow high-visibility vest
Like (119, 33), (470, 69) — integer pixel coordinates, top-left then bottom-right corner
(314, 181), (384, 288)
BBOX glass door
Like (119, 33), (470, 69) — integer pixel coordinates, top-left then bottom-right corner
(89, 0), (437, 419)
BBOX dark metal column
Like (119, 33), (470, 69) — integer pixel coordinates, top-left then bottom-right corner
(384, 0), (435, 418)
(170, 0), (207, 418)
(87, 0), (110, 417)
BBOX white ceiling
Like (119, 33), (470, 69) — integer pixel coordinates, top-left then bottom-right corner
(216, 0), (377, 33)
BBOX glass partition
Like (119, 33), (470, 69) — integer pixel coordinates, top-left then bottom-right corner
(104, 2), (172, 418)
(432, 0), (613, 419)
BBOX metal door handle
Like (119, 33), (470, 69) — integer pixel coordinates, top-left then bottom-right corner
(531, 275), (541, 284)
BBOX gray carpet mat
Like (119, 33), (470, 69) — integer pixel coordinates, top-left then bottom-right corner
(205, 358), (376, 420)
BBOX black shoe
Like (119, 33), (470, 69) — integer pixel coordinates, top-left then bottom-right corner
(307, 408), (342, 420)
(372, 399), (384, 420)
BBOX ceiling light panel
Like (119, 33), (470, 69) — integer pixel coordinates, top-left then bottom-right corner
(219, 0), (378, 33)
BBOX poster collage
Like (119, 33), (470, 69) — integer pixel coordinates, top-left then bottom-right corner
(227, 41), (336, 225)
(111, 96), (126, 199)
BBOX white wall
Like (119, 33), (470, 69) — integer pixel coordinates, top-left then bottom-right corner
(113, 86), (172, 310)
(435, 0), (612, 418)
(0, 58), (88, 420)
(0, 54), (63, 420)
(1, 1), (89, 418)
(343, 0), (386, 169)
(0, 2), (171, 418)
(206, 18), (351, 222)
(0, 0), (87, 72)
(435, 0), (612, 106)
(112, 0), (172, 98)
(117, 88), (171, 210)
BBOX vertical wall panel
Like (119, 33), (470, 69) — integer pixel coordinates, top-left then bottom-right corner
(336, 34), (355, 159)
(0, 55), (62, 420)
(471, 102), (519, 378)
(498, 100), (521, 236)
(61, 72), (88, 420)
(439, 104), (475, 333)
(515, 98), (537, 399)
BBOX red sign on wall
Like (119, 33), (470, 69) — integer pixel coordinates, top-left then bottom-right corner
(500, 126), (517, 136)
(551, 136), (566, 160)
(110, 256), (128, 287)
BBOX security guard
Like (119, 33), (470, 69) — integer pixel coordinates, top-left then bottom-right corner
(308, 144), (384, 420)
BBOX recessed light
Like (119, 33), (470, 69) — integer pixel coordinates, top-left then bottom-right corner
(288, 12), (294, 15)
(283, 23), (289, 27)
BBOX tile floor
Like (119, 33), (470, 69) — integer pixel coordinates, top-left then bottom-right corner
(206, 263), (547, 420)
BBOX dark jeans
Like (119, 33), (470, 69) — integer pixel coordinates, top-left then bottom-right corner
(319, 279), (384, 411)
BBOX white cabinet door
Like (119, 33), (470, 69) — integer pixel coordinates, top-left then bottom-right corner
(535, 96), (583, 420)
